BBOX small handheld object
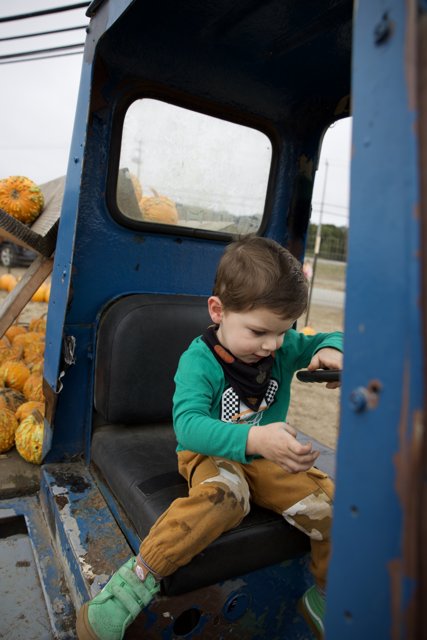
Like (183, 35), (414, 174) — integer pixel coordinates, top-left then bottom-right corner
(296, 369), (341, 383)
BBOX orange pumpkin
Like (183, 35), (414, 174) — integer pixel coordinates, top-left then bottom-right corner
(23, 341), (45, 366)
(0, 360), (31, 391)
(0, 273), (17, 292)
(31, 282), (49, 303)
(15, 401), (45, 422)
(300, 326), (316, 336)
(12, 331), (44, 349)
(139, 190), (179, 225)
(0, 388), (25, 411)
(15, 410), (44, 464)
(23, 373), (44, 402)
(5, 324), (27, 342)
(0, 407), (19, 453)
(0, 338), (12, 361)
(29, 358), (44, 375)
(2, 341), (24, 362)
(29, 316), (47, 333)
(0, 175), (44, 224)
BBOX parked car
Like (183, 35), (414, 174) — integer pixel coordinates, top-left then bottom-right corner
(0, 240), (36, 267)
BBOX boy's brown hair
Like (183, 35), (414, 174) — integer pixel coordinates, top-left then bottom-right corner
(213, 235), (308, 319)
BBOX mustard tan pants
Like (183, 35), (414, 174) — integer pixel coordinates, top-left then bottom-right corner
(139, 452), (334, 590)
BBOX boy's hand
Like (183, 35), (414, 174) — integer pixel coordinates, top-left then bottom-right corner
(246, 422), (319, 473)
(307, 347), (343, 388)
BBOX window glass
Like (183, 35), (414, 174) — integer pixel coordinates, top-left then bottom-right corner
(117, 99), (272, 233)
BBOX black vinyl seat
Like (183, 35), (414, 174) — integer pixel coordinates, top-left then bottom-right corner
(91, 294), (309, 596)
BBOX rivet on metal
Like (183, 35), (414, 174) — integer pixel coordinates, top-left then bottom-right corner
(349, 387), (368, 412)
(374, 13), (393, 45)
(350, 380), (382, 413)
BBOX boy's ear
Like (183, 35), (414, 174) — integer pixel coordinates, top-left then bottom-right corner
(208, 296), (224, 324)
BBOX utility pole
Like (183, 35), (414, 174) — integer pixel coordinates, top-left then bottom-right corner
(132, 139), (143, 182)
(305, 160), (328, 327)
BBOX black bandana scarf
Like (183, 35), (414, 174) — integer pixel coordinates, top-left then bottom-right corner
(202, 325), (275, 412)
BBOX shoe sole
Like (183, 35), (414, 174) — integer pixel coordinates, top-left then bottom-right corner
(76, 603), (102, 640)
(297, 598), (323, 640)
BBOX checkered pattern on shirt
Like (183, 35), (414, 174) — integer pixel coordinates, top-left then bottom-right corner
(221, 379), (279, 422)
(265, 379), (279, 405)
(221, 386), (240, 422)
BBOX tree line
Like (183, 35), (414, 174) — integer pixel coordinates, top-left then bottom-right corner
(305, 223), (347, 262)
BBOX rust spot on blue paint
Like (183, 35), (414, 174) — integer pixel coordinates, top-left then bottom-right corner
(16, 560), (31, 567)
(54, 495), (68, 510)
(51, 472), (90, 493)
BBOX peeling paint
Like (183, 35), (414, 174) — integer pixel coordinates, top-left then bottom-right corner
(54, 494), (69, 510)
(391, 362), (424, 638)
(51, 472), (91, 494)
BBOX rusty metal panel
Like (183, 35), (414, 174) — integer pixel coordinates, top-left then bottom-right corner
(326, 1), (423, 638)
(40, 462), (133, 606)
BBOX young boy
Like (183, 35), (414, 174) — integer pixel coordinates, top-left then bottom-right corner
(77, 236), (343, 640)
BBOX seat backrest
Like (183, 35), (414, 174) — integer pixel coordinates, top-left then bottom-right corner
(94, 294), (210, 424)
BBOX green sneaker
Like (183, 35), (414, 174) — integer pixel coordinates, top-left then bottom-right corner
(76, 557), (160, 640)
(299, 585), (325, 639)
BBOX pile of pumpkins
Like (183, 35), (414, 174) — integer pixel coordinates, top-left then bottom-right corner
(0, 273), (50, 302)
(0, 316), (46, 464)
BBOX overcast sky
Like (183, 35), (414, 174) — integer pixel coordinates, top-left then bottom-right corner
(0, 1), (352, 227)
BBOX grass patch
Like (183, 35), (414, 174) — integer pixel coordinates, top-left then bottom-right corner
(309, 259), (346, 291)
(315, 260), (346, 280)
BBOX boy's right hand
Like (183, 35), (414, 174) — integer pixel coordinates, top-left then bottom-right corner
(246, 422), (319, 473)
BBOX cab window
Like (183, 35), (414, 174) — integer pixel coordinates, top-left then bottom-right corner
(117, 99), (272, 234)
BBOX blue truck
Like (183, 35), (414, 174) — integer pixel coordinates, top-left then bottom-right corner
(0, 1), (424, 638)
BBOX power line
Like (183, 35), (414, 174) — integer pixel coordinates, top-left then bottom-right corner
(0, 42), (84, 61)
(319, 160), (350, 170)
(0, 3), (90, 23)
(0, 24), (87, 43)
(312, 210), (348, 220)
(312, 201), (349, 210)
(0, 49), (83, 65)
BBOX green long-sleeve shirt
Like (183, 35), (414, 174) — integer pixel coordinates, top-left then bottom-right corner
(173, 329), (343, 463)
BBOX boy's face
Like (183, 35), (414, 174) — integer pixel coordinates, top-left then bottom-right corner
(208, 297), (295, 364)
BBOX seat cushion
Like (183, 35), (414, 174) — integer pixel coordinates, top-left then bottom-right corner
(91, 422), (310, 596)
(92, 293), (310, 595)
(94, 294), (210, 424)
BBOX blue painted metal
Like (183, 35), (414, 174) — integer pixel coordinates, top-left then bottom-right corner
(325, 1), (422, 638)
(40, 463), (133, 605)
(43, 0), (134, 405)
(43, 0), (352, 461)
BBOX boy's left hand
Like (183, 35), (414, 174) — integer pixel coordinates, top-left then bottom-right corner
(307, 348), (343, 388)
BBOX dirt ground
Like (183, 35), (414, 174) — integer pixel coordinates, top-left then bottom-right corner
(288, 303), (344, 450)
